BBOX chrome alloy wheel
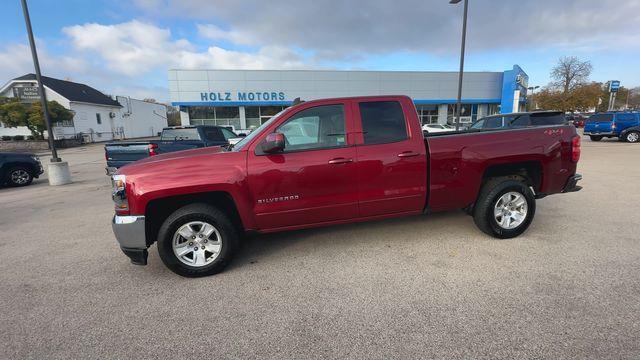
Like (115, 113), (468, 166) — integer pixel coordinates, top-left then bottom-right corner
(172, 221), (222, 267)
(493, 191), (528, 230)
(627, 132), (639, 143)
(11, 169), (30, 185)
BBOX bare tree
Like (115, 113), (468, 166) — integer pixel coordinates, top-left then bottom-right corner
(550, 56), (592, 94)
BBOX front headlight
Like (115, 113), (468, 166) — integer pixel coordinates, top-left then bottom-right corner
(111, 174), (128, 211)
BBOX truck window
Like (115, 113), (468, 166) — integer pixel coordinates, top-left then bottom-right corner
(220, 128), (237, 140)
(359, 101), (407, 144)
(161, 128), (201, 141)
(586, 114), (613, 122)
(511, 114), (530, 127)
(203, 127), (225, 142)
(276, 105), (345, 152)
(529, 112), (566, 126)
(484, 116), (504, 129)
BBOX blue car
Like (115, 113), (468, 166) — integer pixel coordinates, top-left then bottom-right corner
(584, 112), (640, 143)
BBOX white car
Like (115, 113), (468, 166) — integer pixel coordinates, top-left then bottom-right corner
(422, 124), (455, 133)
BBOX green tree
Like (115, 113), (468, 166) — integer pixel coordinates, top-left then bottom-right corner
(0, 97), (29, 131)
(0, 97), (74, 139)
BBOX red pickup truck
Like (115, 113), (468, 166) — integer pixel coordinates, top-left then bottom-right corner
(111, 95), (582, 277)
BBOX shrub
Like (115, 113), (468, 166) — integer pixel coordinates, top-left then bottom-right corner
(26, 135), (35, 140)
(12, 135), (25, 141)
(1, 135), (11, 141)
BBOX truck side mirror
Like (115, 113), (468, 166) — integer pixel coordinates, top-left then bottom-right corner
(261, 132), (285, 153)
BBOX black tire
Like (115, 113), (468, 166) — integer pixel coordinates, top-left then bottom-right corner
(5, 166), (33, 187)
(473, 176), (536, 239)
(157, 203), (239, 277)
(589, 135), (603, 142)
(623, 131), (640, 143)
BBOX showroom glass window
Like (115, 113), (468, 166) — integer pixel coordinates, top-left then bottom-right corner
(359, 101), (407, 145)
(416, 105), (438, 125)
(276, 105), (346, 152)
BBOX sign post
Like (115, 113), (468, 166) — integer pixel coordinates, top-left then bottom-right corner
(608, 80), (620, 111)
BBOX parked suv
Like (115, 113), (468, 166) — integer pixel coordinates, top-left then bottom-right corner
(470, 111), (567, 131)
(583, 112), (640, 142)
(0, 152), (43, 187)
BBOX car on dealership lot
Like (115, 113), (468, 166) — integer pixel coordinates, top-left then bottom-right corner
(104, 125), (244, 173)
(109, 95), (582, 277)
(566, 113), (587, 128)
(583, 112), (640, 143)
(469, 111), (567, 131)
(422, 124), (455, 133)
(0, 152), (43, 187)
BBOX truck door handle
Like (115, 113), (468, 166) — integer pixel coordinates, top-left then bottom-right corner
(328, 157), (353, 164)
(397, 151), (420, 158)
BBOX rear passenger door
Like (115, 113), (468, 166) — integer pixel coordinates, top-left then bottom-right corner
(615, 114), (637, 133)
(353, 99), (427, 217)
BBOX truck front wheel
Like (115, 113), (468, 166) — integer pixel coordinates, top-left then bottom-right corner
(157, 203), (239, 277)
(473, 177), (536, 239)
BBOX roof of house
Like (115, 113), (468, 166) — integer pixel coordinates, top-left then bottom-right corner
(12, 74), (122, 107)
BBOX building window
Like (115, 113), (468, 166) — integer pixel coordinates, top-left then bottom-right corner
(188, 106), (240, 130)
(487, 104), (500, 115)
(447, 104), (474, 125)
(54, 119), (74, 127)
(245, 106), (287, 130)
(96, 113), (102, 125)
(416, 105), (438, 125)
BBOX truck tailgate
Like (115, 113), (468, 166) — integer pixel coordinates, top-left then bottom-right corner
(105, 142), (152, 168)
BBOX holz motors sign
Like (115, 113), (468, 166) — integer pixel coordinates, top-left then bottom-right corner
(13, 86), (40, 102)
(200, 91), (286, 102)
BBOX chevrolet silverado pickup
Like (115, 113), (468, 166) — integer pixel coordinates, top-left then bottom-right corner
(111, 95), (582, 277)
(104, 125), (242, 173)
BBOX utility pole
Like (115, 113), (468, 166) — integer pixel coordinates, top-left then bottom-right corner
(450, 0), (468, 131)
(20, 0), (71, 185)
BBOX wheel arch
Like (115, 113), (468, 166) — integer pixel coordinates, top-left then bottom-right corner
(481, 161), (542, 193)
(145, 191), (244, 247)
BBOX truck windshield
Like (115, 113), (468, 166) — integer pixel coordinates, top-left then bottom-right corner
(232, 110), (287, 151)
(161, 128), (200, 141)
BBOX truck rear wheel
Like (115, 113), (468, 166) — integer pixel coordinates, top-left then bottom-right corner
(157, 203), (239, 277)
(473, 177), (536, 239)
(624, 131), (640, 143)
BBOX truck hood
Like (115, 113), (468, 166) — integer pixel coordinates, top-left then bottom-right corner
(118, 146), (226, 174)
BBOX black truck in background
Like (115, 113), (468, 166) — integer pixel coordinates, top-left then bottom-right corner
(105, 126), (242, 173)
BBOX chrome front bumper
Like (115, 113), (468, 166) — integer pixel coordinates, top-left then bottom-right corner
(112, 215), (148, 265)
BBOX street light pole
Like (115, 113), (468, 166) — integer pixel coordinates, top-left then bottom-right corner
(20, 0), (60, 162)
(450, 0), (468, 131)
(527, 85), (539, 110)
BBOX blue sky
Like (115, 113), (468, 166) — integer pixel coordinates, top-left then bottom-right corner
(1, 0), (638, 102)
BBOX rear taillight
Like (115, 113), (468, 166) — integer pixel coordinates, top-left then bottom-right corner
(611, 122), (616, 130)
(104, 148), (108, 161)
(148, 143), (158, 156)
(571, 136), (581, 162)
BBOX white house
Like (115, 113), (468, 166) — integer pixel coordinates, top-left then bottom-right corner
(0, 74), (168, 142)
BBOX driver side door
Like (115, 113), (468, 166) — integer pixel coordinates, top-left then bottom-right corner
(247, 101), (359, 230)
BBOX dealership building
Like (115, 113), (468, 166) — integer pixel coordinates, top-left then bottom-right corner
(169, 65), (529, 133)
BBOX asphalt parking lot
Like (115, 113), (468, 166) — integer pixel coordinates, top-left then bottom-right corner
(1, 135), (639, 359)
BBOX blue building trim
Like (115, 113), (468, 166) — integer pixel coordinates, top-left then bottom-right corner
(172, 101), (293, 107)
(413, 98), (501, 105)
(173, 98), (502, 108)
(500, 65), (529, 113)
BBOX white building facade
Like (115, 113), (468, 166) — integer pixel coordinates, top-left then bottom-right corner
(169, 65), (529, 133)
(0, 74), (167, 142)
